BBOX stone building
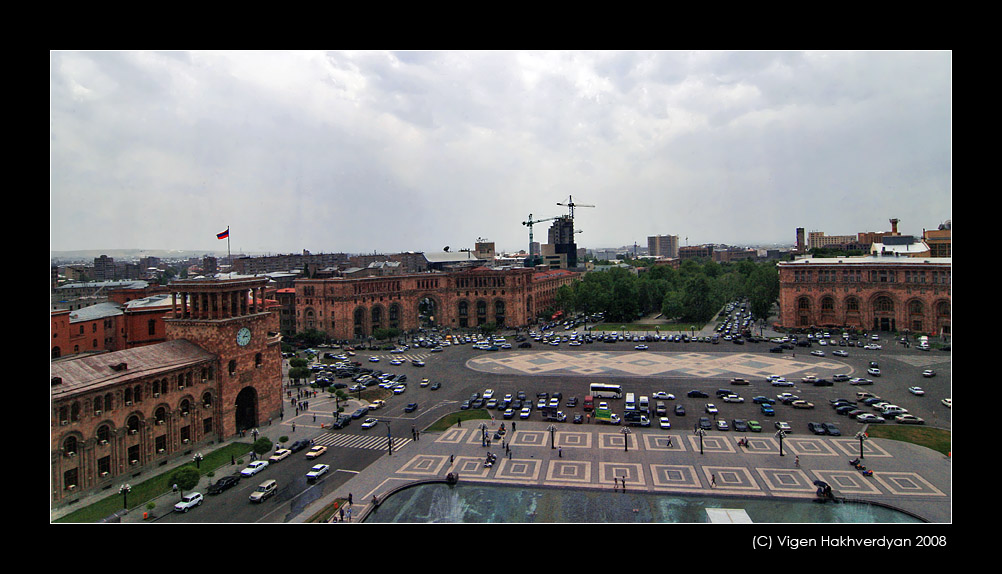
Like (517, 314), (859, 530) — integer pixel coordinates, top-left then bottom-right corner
(776, 256), (951, 335)
(293, 266), (580, 340)
(50, 276), (282, 507)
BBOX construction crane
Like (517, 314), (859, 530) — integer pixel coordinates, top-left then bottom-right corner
(556, 195), (595, 219)
(522, 213), (560, 252)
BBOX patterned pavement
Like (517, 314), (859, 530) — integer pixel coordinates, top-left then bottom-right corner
(467, 350), (849, 379)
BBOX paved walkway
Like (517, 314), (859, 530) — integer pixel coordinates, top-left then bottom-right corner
(292, 419), (951, 523)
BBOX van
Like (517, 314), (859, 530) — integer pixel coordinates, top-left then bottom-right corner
(249, 479), (277, 503)
(583, 395), (594, 412)
(638, 396), (650, 413)
(625, 393), (636, 412)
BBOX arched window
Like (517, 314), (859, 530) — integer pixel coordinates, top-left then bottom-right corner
(127, 415), (141, 434)
(228, 359), (237, 376)
(97, 424), (111, 443)
(64, 436), (78, 455)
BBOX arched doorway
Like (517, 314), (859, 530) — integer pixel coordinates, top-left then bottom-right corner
(872, 295), (895, 332)
(418, 296), (439, 329)
(234, 387), (258, 432)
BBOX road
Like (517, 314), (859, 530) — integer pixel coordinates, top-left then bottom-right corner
(164, 327), (951, 522)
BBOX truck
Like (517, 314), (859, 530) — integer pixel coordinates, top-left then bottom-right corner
(623, 411), (650, 427)
(540, 408), (567, 422)
(594, 406), (620, 425)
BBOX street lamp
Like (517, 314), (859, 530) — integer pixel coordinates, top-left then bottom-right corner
(547, 424), (557, 449)
(775, 429), (787, 456)
(119, 483), (131, 510)
(386, 421), (393, 456)
(193, 453), (203, 469)
(855, 431), (868, 459)
(695, 427), (706, 455)
(621, 427), (631, 452)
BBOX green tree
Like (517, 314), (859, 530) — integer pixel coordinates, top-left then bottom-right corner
(168, 466), (201, 497)
(252, 437), (273, 456)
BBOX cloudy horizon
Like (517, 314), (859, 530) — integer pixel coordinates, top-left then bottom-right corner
(50, 50), (952, 256)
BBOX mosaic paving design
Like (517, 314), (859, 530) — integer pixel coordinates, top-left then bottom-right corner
(467, 350), (848, 379)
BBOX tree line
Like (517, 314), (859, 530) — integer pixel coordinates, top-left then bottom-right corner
(553, 258), (780, 325)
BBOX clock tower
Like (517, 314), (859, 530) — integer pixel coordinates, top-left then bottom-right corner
(165, 276), (282, 439)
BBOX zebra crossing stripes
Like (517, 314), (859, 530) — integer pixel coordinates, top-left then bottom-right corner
(314, 431), (412, 451)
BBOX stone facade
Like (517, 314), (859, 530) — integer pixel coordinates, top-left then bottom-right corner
(295, 267), (547, 339)
(776, 256), (951, 335)
(51, 277), (283, 507)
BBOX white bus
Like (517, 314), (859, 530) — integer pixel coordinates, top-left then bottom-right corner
(590, 383), (624, 399)
(625, 393), (636, 411)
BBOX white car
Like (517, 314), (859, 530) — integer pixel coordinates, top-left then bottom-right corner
(369, 399), (386, 410)
(922, 370), (936, 378)
(306, 464), (330, 481)
(268, 448), (292, 463)
(849, 378), (873, 385)
(483, 389), (495, 399)
(941, 398), (952, 408)
(635, 344), (649, 350)
(908, 386), (925, 396)
(810, 350), (824, 357)
(652, 392), (674, 400)
(867, 368), (881, 377)
(174, 492), (203, 513)
(519, 407), (531, 419)
(833, 350), (849, 357)
(393, 385), (406, 394)
(705, 403), (718, 414)
(240, 460), (269, 477)
(722, 394), (744, 403)
(659, 417), (672, 429)
(389, 359), (404, 365)
(361, 417), (379, 429)
(895, 414), (925, 425)
(856, 413), (885, 423)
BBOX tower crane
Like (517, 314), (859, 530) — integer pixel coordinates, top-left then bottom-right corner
(522, 213), (560, 253)
(556, 195), (595, 219)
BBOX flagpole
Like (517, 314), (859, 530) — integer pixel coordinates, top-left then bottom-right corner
(227, 226), (231, 270)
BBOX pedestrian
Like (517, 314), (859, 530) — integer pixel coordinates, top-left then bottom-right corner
(667, 436), (673, 448)
(292, 422), (296, 432)
(795, 455), (800, 468)
(348, 493), (353, 505)
(558, 446), (562, 458)
(711, 474), (716, 487)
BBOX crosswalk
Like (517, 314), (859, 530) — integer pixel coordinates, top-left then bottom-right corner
(313, 431), (412, 452)
(371, 352), (433, 362)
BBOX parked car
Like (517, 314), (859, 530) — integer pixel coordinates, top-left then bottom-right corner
(269, 448), (292, 463)
(856, 413), (885, 423)
(895, 414), (925, 424)
(747, 420), (762, 432)
(822, 422), (842, 436)
(687, 390), (709, 398)
(791, 400), (815, 409)
(207, 475), (240, 495)
(174, 492), (203, 512)
(305, 445), (327, 459)
(306, 464), (330, 481)
(807, 422), (826, 435)
(674, 404), (686, 416)
(774, 421), (792, 432)
(908, 386), (925, 396)
(249, 479), (278, 502)
(240, 460), (269, 477)
(404, 402), (418, 412)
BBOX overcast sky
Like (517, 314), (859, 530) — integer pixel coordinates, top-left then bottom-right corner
(50, 50), (952, 256)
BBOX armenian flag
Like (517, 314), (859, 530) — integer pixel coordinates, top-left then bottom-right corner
(216, 227), (229, 240)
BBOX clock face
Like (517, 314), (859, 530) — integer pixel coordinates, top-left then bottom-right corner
(236, 327), (252, 347)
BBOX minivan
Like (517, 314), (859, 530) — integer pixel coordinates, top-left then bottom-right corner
(249, 479), (277, 503)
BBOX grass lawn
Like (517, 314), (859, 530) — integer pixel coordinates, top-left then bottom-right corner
(54, 442), (253, 523)
(863, 425), (952, 456)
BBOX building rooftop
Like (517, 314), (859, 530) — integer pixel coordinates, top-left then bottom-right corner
(51, 339), (216, 398)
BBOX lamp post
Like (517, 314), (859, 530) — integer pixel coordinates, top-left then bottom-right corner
(386, 421), (393, 456)
(621, 426), (631, 452)
(193, 453), (203, 469)
(855, 431), (867, 459)
(695, 427), (706, 455)
(775, 429), (787, 457)
(119, 483), (131, 510)
(547, 425), (557, 449)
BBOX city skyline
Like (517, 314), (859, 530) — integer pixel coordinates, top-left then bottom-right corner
(51, 50), (952, 255)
